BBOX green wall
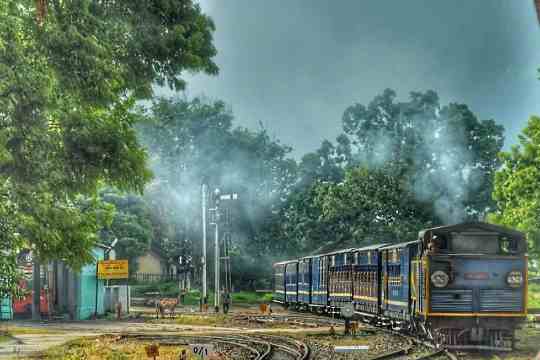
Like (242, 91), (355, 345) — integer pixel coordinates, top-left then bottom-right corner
(77, 247), (105, 320)
(0, 296), (12, 320)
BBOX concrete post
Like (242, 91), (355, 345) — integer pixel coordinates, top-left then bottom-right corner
(31, 260), (40, 320)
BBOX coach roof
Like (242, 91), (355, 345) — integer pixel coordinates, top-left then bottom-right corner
(418, 222), (524, 241)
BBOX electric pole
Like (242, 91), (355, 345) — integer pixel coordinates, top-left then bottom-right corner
(208, 189), (238, 313)
(201, 183), (207, 302)
(214, 212), (220, 312)
(209, 188), (221, 313)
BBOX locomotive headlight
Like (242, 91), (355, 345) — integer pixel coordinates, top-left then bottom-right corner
(506, 271), (523, 287)
(431, 270), (450, 288)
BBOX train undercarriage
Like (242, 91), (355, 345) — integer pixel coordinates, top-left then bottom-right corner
(279, 301), (519, 352)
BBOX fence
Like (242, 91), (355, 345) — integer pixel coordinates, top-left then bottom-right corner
(130, 273), (181, 283)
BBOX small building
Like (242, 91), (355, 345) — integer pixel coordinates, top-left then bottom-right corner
(14, 245), (108, 320)
(53, 246), (107, 320)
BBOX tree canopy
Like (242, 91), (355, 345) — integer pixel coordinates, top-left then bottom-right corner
(0, 0), (218, 296)
(490, 116), (540, 258)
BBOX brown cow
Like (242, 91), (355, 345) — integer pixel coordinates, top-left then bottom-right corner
(156, 298), (179, 319)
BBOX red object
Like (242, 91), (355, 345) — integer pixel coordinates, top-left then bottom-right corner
(12, 281), (49, 315)
(464, 272), (489, 280)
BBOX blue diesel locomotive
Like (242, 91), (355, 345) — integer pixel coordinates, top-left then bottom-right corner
(272, 222), (527, 351)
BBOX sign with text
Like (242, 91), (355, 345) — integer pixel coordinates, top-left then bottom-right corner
(464, 272), (489, 280)
(189, 344), (215, 359)
(334, 345), (369, 353)
(97, 260), (129, 279)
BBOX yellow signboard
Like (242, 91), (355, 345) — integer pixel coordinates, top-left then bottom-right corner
(97, 260), (129, 279)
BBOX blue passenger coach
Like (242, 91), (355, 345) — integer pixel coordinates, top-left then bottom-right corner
(310, 254), (328, 306)
(352, 244), (386, 315)
(284, 260), (298, 304)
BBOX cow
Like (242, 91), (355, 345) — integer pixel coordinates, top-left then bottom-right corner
(156, 298), (179, 319)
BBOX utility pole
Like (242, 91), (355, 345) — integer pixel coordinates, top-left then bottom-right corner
(209, 189), (238, 313)
(209, 188), (221, 313)
(214, 213), (219, 313)
(201, 183), (207, 302)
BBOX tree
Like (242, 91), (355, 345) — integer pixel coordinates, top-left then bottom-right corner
(99, 188), (153, 274)
(315, 167), (435, 249)
(490, 116), (540, 259)
(341, 89), (504, 223)
(0, 0), (218, 296)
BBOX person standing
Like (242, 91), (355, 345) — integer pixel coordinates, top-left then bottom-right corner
(222, 291), (231, 314)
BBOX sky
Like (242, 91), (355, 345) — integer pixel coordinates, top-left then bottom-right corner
(160, 1), (540, 157)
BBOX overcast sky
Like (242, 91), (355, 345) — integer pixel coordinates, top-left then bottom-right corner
(162, 1), (540, 157)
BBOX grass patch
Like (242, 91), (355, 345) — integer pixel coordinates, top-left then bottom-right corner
(0, 335), (10, 343)
(150, 314), (228, 326)
(45, 337), (195, 360)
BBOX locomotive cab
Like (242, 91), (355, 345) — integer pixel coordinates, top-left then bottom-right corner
(416, 222), (527, 351)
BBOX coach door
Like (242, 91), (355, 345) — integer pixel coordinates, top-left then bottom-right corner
(381, 250), (388, 312)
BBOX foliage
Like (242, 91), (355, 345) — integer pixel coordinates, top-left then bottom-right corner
(99, 188), (153, 274)
(266, 89), (505, 256)
(341, 89), (504, 223)
(490, 116), (540, 258)
(528, 283), (540, 310)
(315, 167), (435, 249)
(0, 0), (217, 296)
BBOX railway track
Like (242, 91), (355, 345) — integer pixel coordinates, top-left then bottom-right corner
(242, 313), (345, 328)
(244, 312), (459, 359)
(116, 333), (310, 360)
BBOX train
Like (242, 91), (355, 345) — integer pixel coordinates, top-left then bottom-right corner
(272, 222), (528, 351)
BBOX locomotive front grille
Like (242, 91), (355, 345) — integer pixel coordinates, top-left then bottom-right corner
(431, 289), (473, 312)
(479, 289), (523, 312)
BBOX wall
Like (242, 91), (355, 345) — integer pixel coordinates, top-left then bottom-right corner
(0, 297), (12, 320)
(136, 251), (165, 275)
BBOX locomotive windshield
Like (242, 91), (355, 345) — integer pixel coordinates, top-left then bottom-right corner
(451, 233), (499, 254)
(442, 232), (520, 255)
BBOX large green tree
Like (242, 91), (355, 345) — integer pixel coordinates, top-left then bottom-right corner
(490, 116), (540, 259)
(0, 0), (217, 296)
(341, 89), (504, 223)
(315, 167), (435, 249)
(271, 89), (505, 257)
